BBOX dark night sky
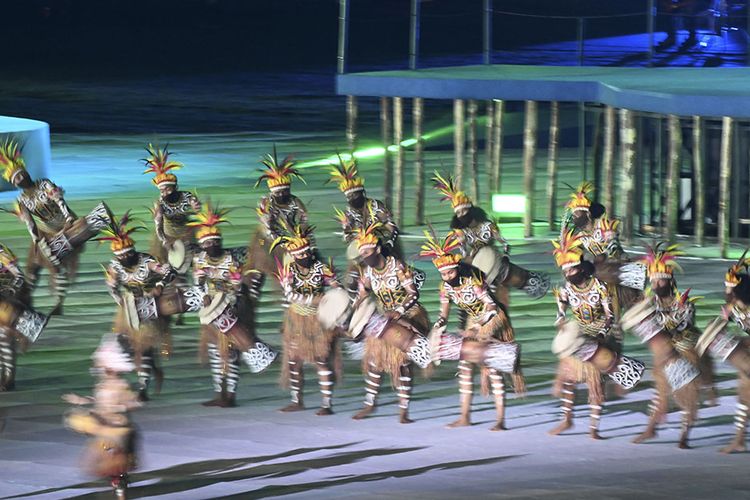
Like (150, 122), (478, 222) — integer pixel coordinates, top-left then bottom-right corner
(2, 0), (649, 77)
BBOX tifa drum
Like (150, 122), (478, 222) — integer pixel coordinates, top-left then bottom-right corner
(122, 286), (204, 330)
(348, 297), (379, 340)
(39, 202), (112, 266)
(347, 298), (431, 368)
(0, 298), (48, 343)
(697, 316), (750, 379)
(472, 246), (502, 284)
(167, 239), (191, 274)
(199, 292), (254, 350)
(553, 320), (645, 390)
(696, 317), (737, 361)
(431, 327), (518, 373)
(346, 241), (360, 261)
(317, 287), (351, 331)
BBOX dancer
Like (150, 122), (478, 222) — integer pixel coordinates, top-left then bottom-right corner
(432, 171), (549, 306)
(421, 230), (523, 431)
(143, 144), (201, 278)
(352, 222), (429, 424)
(1, 137), (110, 315)
(562, 182), (645, 316)
(63, 333), (141, 500)
(271, 224), (341, 415)
(247, 148), (310, 276)
(0, 242), (47, 391)
(622, 243), (706, 449)
(191, 201), (277, 407)
(329, 154), (400, 292)
(695, 253), (750, 452)
(100, 211), (175, 401)
(550, 230), (645, 439)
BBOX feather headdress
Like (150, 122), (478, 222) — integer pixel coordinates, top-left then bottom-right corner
(142, 143), (183, 187)
(328, 154), (364, 194)
(187, 199), (230, 243)
(432, 171), (472, 212)
(420, 229), (462, 271)
(552, 229), (584, 270)
(255, 146), (304, 192)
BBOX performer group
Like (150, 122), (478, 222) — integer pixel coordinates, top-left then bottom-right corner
(1, 136), (749, 499)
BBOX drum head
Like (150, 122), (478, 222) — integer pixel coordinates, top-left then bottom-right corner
(167, 240), (188, 272)
(472, 246), (501, 283)
(620, 298), (655, 331)
(318, 288), (351, 330)
(551, 320), (586, 358)
(349, 297), (378, 339)
(199, 292), (229, 325)
(122, 294), (140, 331)
(346, 241), (360, 261)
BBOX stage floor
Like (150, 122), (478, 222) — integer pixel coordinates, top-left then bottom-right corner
(0, 235), (747, 499)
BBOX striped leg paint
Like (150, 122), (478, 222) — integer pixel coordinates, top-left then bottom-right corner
(353, 362), (381, 420)
(489, 368), (507, 431)
(281, 360), (305, 412)
(549, 382), (575, 435)
(316, 360), (334, 415)
(589, 403), (603, 440)
(0, 327), (16, 391)
(398, 363), (414, 424)
(447, 360), (473, 428)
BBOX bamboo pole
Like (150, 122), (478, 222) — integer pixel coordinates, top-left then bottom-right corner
(523, 100), (537, 238)
(719, 116), (733, 258)
(346, 95), (358, 151)
(467, 99), (480, 202)
(635, 114), (644, 233)
(453, 99), (465, 188)
(492, 99), (504, 193)
(602, 106), (616, 215)
(380, 97), (393, 207)
(546, 101), (560, 231)
(414, 97), (425, 225)
(619, 108), (636, 245)
(666, 114), (681, 242)
(484, 100), (494, 205)
(692, 116), (705, 245)
(393, 97), (405, 227)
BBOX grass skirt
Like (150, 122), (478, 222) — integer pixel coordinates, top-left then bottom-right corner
(280, 306), (341, 388)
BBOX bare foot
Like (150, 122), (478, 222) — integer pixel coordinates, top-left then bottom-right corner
(490, 422), (507, 432)
(720, 439), (747, 454)
(678, 440), (692, 450)
(632, 430), (656, 444)
(548, 419), (573, 436)
(590, 430), (605, 440)
(279, 402), (305, 412)
(352, 406), (375, 420)
(446, 418), (471, 429)
(315, 407), (334, 416)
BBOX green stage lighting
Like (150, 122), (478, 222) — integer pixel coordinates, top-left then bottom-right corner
(492, 194), (525, 218)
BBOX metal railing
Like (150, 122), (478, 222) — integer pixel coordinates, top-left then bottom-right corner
(337, 0), (750, 72)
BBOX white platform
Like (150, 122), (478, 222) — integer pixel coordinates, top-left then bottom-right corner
(0, 116), (51, 192)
